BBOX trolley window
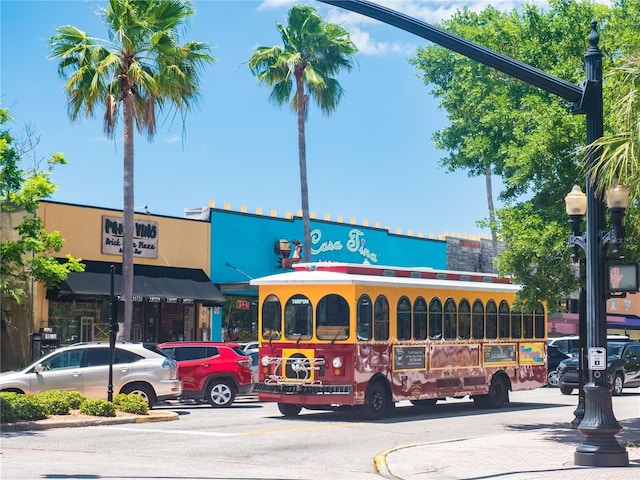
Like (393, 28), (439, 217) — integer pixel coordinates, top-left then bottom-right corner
(444, 298), (457, 340)
(413, 297), (427, 340)
(357, 294), (373, 341)
(374, 295), (389, 341)
(429, 297), (443, 340)
(458, 299), (471, 339)
(397, 296), (411, 340)
(472, 300), (484, 340)
(486, 300), (498, 340)
(316, 294), (350, 341)
(498, 300), (510, 339)
(262, 294), (282, 340)
(285, 294), (312, 340)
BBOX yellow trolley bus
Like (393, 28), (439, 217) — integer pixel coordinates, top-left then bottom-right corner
(251, 262), (547, 419)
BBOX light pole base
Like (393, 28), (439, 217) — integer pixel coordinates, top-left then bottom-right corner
(574, 383), (629, 467)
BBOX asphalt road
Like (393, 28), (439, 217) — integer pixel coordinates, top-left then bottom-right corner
(1, 387), (638, 480)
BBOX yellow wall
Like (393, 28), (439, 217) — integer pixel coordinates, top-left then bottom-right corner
(34, 201), (211, 326)
(38, 201), (210, 270)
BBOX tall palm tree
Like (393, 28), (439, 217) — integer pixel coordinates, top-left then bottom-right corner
(248, 4), (357, 262)
(50, 0), (215, 340)
(585, 54), (640, 203)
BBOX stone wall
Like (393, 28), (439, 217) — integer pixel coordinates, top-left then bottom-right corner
(445, 237), (502, 274)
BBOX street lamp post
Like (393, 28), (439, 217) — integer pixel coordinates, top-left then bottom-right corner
(565, 182), (630, 466)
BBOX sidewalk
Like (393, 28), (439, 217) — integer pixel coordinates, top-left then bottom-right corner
(378, 416), (640, 480)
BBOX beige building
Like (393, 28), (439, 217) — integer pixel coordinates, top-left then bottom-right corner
(2, 201), (224, 370)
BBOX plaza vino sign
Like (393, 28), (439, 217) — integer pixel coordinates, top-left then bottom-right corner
(101, 215), (159, 259)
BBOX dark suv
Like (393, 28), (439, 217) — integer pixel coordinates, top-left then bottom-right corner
(557, 341), (640, 395)
(158, 342), (253, 407)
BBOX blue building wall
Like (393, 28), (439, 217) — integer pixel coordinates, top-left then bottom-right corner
(209, 208), (446, 287)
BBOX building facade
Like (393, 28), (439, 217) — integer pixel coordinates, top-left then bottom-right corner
(37, 201), (224, 346)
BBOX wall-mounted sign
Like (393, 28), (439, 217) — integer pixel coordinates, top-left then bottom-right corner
(310, 228), (379, 263)
(483, 344), (517, 365)
(101, 215), (158, 258)
(392, 346), (426, 371)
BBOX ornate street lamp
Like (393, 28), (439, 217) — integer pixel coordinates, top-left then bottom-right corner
(564, 182), (629, 466)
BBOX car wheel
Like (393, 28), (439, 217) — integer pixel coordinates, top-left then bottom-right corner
(277, 402), (302, 417)
(361, 381), (388, 420)
(547, 370), (560, 387)
(206, 379), (235, 407)
(121, 383), (156, 409)
(612, 373), (624, 396)
(559, 385), (573, 395)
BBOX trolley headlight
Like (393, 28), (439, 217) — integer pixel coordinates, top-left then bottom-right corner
(261, 355), (271, 367)
(332, 356), (343, 369)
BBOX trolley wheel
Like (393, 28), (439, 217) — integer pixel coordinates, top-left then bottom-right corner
(410, 399), (437, 408)
(474, 376), (508, 409)
(612, 373), (624, 396)
(362, 381), (388, 420)
(559, 385), (573, 395)
(206, 379), (236, 407)
(278, 403), (302, 417)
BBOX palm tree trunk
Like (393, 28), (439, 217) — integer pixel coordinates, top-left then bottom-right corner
(485, 164), (498, 262)
(120, 78), (135, 340)
(296, 73), (311, 262)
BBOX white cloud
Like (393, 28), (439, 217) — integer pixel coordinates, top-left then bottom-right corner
(257, 1), (611, 57)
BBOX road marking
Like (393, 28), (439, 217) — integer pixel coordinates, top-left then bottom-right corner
(242, 422), (362, 435)
(100, 426), (239, 436)
(101, 421), (361, 437)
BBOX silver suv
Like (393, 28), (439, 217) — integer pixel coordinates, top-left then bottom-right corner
(0, 342), (182, 408)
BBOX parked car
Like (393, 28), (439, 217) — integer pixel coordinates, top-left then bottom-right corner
(557, 341), (640, 395)
(238, 341), (259, 353)
(547, 334), (629, 358)
(247, 350), (259, 384)
(547, 345), (570, 387)
(157, 342), (253, 407)
(0, 342), (182, 408)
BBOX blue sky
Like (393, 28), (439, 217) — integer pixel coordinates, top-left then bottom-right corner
(2, 0), (579, 239)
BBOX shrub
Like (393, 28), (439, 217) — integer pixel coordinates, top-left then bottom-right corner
(0, 392), (19, 423)
(8, 394), (48, 421)
(37, 390), (71, 415)
(79, 398), (115, 417)
(113, 393), (148, 415)
(60, 390), (86, 410)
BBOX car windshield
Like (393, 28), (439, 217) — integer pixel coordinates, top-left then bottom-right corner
(607, 342), (627, 358)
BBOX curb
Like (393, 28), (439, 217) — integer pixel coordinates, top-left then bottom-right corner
(1, 410), (179, 432)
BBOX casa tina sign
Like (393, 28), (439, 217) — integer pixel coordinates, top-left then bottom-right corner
(310, 228), (378, 263)
(101, 215), (158, 259)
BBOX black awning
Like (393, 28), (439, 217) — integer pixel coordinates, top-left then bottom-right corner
(47, 260), (225, 306)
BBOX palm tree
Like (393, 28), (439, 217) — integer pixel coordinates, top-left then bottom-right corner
(585, 54), (640, 202)
(248, 4), (357, 262)
(50, 0), (215, 340)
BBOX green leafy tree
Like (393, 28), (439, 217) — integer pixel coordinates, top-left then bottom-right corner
(410, 0), (635, 309)
(1, 107), (84, 367)
(248, 4), (357, 262)
(50, 0), (215, 339)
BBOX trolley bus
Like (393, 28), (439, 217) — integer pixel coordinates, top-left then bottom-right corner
(251, 262), (547, 419)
